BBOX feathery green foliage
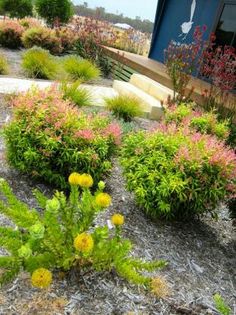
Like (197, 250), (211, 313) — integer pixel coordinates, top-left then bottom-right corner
(60, 81), (93, 107)
(105, 95), (142, 121)
(213, 294), (231, 315)
(62, 55), (100, 82)
(0, 176), (167, 288)
(22, 47), (58, 79)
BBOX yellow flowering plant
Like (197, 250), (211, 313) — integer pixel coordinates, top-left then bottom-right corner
(31, 268), (52, 289)
(0, 175), (167, 289)
(111, 214), (124, 226)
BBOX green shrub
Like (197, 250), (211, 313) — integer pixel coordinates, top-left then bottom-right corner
(165, 103), (230, 140)
(0, 175), (167, 288)
(0, 54), (8, 74)
(63, 55), (100, 82)
(35, 0), (73, 26)
(0, 20), (24, 49)
(105, 95), (142, 121)
(60, 81), (93, 107)
(0, 0), (33, 19)
(165, 103), (193, 124)
(120, 124), (236, 220)
(22, 27), (62, 55)
(22, 47), (58, 79)
(190, 114), (229, 140)
(4, 87), (121, 189)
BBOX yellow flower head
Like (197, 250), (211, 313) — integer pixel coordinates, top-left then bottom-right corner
(150, 277), (169, 298)
(74, 232), (94, 253)
(31, 268), (52, 289)
(95, 193), (111, 208)
(111, 213), (124, 226)
(68, 172), (81, 186)
(78, 173), (93, 188)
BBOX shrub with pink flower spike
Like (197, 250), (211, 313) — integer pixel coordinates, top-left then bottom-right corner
(121, 123), (236, 220)
(165, 103), (230, 140)
(4, 87), (121, 189)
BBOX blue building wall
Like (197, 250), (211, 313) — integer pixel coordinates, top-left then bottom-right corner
(149, 0), (221, 62)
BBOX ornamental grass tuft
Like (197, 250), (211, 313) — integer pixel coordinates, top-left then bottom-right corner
(60, 81), (93, 107)
(22, 47), (58, 79)
(105, 94), (142, 121)
(62, 55), (100, 82)
(0, 54), (8, 74)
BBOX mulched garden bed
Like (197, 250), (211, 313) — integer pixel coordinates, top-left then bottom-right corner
(0, 95), (235, 315)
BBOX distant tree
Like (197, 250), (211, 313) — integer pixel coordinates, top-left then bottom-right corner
(35, 0), (73, 26)
(73, 3), (154, 33)
(95, 6), (105, 19)
(0, 0), (33, 18)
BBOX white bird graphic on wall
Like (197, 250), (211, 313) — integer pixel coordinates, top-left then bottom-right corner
(179, 0), (197, 40)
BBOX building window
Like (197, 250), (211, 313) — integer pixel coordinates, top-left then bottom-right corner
(215, 3), (236, 47)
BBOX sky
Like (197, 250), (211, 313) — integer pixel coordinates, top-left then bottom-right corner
(72, 0), (158, 21)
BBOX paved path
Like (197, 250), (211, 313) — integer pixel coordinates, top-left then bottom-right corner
(0, 77), (118, 106)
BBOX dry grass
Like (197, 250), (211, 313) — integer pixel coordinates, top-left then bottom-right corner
(150, 276), (170, 298)
(14, 292), (68, 315)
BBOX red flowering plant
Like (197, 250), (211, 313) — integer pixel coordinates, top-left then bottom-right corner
(4, 87), (121, 189)
(72, 16), (116, 59)
(165, 25), (236, 104)
(56, 27), (78, 53)
(121, 123), (236, 220)
(165, 26), (236, 148)
(164, 25), (207, 102)
(72, 16), (117, 75)
(199, 33), (236, 92)
(198, 33), (236, 127)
